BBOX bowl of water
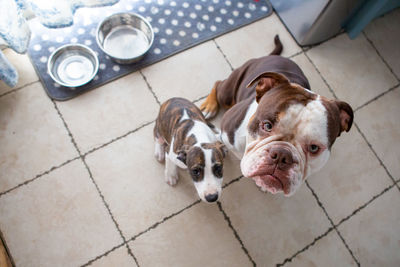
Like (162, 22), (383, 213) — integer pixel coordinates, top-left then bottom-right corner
(96, 12), (154, 64)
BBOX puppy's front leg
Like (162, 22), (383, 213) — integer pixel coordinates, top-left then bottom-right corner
(165, 155), (179, 186)
(154, 138), (165, 163)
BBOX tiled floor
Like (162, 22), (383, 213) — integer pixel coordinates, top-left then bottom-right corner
(1, 8), (400, 267)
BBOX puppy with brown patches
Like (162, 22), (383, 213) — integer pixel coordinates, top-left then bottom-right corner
(200, 35), (354, 196)
(154, 97), (228, 203)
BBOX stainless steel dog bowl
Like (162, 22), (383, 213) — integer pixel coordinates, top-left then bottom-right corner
(96, 12), (154, 64)
(47, 44), (99, 87)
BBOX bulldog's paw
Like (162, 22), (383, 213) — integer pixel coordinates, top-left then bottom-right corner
(165, 173), (179, 186)
(200, 85), (219, 120)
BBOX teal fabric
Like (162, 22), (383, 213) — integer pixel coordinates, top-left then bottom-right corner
(345, 0), (400, 39)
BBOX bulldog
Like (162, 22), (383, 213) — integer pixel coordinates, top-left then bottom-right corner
(200, 36), (353, 196)
(154, 97), (228, 203)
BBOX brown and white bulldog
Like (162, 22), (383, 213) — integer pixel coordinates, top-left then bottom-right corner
(200, 36), (353, 197)
(154, 97), (228, 203)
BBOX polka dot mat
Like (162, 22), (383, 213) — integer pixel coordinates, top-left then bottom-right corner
(27, 0), (272, 100)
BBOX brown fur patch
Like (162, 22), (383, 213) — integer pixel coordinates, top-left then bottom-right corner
(200, 82), (220, 118)
(154, 97), (206, 154)
(320, 97), (354, 148)
(186, 146), (205, 182)
(248, 85), (317, 136)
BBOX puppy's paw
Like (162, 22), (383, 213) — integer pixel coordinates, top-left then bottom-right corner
(165, 173), (179, 186)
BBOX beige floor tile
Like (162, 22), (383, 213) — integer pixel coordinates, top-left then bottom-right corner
(0, 49), (38, 95)
(0, 82), (78, 193)
(215, 14), (302, 69)
(355, 87), (400, 180)
(56, 72), (159, 154)
(307, 127), (392, 224)
(0, 160), (123, 267)
(364, 9), (400, 79)
(129, 203), (252, 267)
(338, 187), (400, 266)
(290, 53), (334, 98)
(286, 231), (356, 267)
(91, 246), (136, 267)
(141, 41), (232, 103)
(306, 33), (398, 109)
(86, 123), (241, 240)
(220, 178), (331, 265)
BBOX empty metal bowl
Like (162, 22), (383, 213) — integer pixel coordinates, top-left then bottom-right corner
(47, 44), (99, 87)
(96, 12), (154, 64)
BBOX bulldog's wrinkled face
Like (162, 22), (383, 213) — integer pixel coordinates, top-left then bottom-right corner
(240, 72), (353, 196)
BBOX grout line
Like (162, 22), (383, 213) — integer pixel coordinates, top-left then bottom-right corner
(52, 100), (82, 155)
(335, 180), (398, 227)
(81, 174), (246, 265)
(52, 101), (140, 266)
(305, 182), (360, 266)
(192, 94), (208, 104)
(288, 50), (304, 59)
(0, 80), (39, 99)
(125, 244), (140, 267)
(305, 43), (399, 190)
(139, 70), (161, 106)
(80, 242), (126, 267)
(354, 83), (400, 112)
(303, 51), (339, 99)
(212, 39), (234, 71)
(128, 199), (202, 243)
(362, 31), (400, 82)
(305, 36), (399, 111)
(82, 144), (140, 266)
(277, 226), (335, 266)
(222, 175), (243, 189)
(217, 201), (256, 266)
(0, 156), (80, 198)
(83, 120), (155, 157)
(353, 122), (400, 190)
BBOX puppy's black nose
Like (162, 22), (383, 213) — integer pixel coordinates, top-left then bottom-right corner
(205, 193), (219, 203)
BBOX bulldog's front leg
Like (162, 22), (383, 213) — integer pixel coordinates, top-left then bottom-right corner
(165, 155), (179, 186)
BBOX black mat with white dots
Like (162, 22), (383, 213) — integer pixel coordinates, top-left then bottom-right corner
(27, 0), (272, 101)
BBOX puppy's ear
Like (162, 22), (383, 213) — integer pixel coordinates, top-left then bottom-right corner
(177, 150), (187, 165)
(335, 100), (354, 134)
(247, 72), (290, 103)
(207, 121), (221, 135)
(216, 141), (228, 158)
(176, 145), (190, 165)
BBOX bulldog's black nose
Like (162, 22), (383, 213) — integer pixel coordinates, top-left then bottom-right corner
(205, 193), (219, 203)
(269, 147), (293, 170)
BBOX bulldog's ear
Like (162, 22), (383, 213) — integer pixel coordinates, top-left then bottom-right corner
(247, 72), (290, 103)
(335, 100), (354, 134)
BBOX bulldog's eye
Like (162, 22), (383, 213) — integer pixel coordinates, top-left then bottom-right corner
(261, 120), (273, 132)
(212, 164), (223, 178)
(309, 144), (320, 154)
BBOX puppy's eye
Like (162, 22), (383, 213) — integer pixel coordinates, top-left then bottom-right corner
(191, 168), (201, 177)
(309, 144), (319, 154)
(212, 164), (223, 178)
(260, 120), (273, 132)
